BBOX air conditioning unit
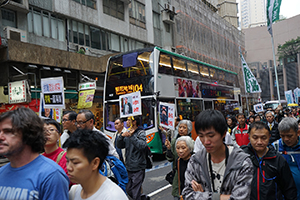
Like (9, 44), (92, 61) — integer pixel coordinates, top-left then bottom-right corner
(76, 45), (90, 55)
(162, 4), (176, 24)
(3, 26), (27, 43)
(162, 10), (175, 24)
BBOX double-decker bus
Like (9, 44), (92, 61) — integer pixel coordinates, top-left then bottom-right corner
(103, 47), (240, 154)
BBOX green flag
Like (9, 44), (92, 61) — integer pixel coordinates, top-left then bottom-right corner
(266, 0), (282, 36)
(240, 50), (261, 93)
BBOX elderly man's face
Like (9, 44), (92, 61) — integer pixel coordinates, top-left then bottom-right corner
(265, 113), (274, 123)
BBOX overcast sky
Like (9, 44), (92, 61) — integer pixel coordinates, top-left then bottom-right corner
(280, 0), (300, 18)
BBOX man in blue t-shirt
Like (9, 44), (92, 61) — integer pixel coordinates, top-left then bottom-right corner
(275, 117), (300, 200)
(0, 108), (69, 200)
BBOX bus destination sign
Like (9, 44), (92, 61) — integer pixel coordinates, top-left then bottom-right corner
(115, 84), (143, 95)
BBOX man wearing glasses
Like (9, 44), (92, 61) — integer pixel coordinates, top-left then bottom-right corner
(0, 108), (69, 200)
(61, 111), (77, 149)
(42, 118), (68, 175)
(76, 109), (119, 158)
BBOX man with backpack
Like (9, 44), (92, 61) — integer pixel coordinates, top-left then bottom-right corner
(117, 115), (148, 200)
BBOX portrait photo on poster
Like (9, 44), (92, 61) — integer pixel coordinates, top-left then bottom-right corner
(39, 94), (53, 119)
(160, 105), (168, 126)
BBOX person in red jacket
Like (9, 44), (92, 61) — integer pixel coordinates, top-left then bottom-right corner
(42, 118), (67, 175)
(232, 113), (250, 146)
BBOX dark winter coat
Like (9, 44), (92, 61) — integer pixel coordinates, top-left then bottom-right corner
(241, 144), (297, 200)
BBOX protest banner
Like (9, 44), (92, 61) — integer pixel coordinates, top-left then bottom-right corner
(253, 103), (264, 113)
(41, 77), (65, 109)
(77, 89), (95, 109)
(159, 102), (175, 130)
(119, 91), (141, 118)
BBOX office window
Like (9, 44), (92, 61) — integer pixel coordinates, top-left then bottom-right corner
(72, 20), (78, 44)
(1, 8), (16, 28)
(33, 11), (42, 36)
(27, 8), (65, 41)
(129, 0), (146, 28)
(72, 0), (96, 9)
(103, 0), (124, 20)
(68, 19), (146, 52)
(153, 12), (160, 29)
(51, 16), (58, 39)
(78, 22), (84, 45)
(110, 33), (120, 52)
(90, 26), (101, 49)
(57, 19), (64, 41)
(85, 25), (90, 47)
(42, 12), (50, 37)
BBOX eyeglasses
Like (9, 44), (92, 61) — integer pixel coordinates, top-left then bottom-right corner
(62, 119), (70, 123)
(75, 118), (91, 126)
(44, 128), (58, 135)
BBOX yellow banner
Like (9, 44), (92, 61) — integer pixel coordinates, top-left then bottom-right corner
(77, 89), (95, 109)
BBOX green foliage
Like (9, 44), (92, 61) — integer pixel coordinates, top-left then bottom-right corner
(277, 36), (300, 60)
(77, 48), (86, 55)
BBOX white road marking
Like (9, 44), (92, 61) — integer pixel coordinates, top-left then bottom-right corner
(147, 184), (172, 197)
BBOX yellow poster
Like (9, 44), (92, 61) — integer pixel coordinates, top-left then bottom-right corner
(77, 89), (95, 109)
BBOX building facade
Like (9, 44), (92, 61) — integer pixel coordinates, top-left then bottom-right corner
(240, 0), (266, 29)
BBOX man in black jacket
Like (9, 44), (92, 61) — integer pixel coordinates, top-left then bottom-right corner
(241, 121), (297, 200)
(265, 111), (280, 144)
(117, 115), (148, 200)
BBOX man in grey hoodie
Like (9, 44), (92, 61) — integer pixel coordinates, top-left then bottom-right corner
(182, 110), (253, 200)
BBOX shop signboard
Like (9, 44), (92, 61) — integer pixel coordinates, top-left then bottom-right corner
(77, 89), (95, 109)
(119, 91), (142, 118)
(159, 102), (175, 130)
(8, 80), (28, 104)
(78, 81), (96, 91)
(41, 77), (65, 109)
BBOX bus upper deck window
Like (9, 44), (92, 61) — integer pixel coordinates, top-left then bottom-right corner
(187, 62), (200, 80)
(159, 53), (172, 75)
(173, 57), (187, 77)
(209, 68), (217, 80)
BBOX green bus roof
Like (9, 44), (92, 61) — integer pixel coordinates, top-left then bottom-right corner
(155, 46), (238, 75)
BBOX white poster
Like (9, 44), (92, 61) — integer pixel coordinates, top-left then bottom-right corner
(119, 91), (142, 118)
(8, 80), (28, 104)
(41, 77), (65, 109)
(253, 103), (264, 113)
(285, 90), (294, 104)
(159, 102), (175, 130)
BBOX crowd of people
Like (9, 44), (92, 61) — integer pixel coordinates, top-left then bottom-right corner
(0, 108), (149, 200)
(0, 104), (300, 200)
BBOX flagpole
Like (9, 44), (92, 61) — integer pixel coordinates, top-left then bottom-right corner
(246, 94), (249, 114)
(271, 35), (281, 103)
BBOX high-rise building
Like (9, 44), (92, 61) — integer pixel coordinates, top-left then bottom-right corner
(240, 0), (266, 29)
